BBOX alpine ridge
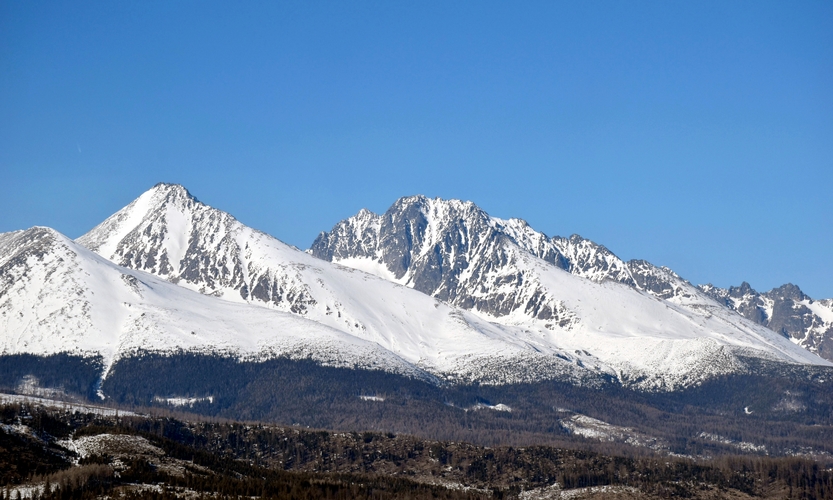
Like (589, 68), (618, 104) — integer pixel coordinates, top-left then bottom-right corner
(56, 184), (830, 391)
(0, 225), (433, 384)
(699, 281), (833, 360)
(1, 184), (830, 400)
(310, 194), (833, 362)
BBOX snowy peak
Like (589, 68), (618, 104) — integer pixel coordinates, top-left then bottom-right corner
(77, 183), (213, 279)
(493, 218), (570, 269)
(0, 226), (63, 266)
(699, 282), (833, 359)
(77, 183), (320, 314)
(78, 183), (198, 259)
(308, 194), (833, 371)
(768, 283), (810, 302)
(77, 186), (631, 385)
(1, 226), (131, 360)
(2, 184), (821, 392)
(0, 225), (441, 382)
(310, 196), (707, 322)
(312, 195), (569, 319)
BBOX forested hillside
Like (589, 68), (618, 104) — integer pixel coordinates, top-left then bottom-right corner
(2, 401), (832, 499)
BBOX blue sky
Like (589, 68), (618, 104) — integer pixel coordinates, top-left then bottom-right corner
(1, 1), (831, 297)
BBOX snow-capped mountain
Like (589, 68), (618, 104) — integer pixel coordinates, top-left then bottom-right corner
(0, 226), (436, 382)
(45, 184), (824, 391)
(311, 196), (722, 320)
(6, 223), (627, 389)
(70, 184), (619, 385)
(309, 195), (833, 366)
(699, 282), (833, 360)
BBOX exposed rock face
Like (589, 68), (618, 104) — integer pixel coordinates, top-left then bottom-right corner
(699, 282), (833, 360)
(312, 196), (575, 323)
(77, 183), (317, 315)
(2, 185), (829, 392)
(309, 195), (703, 322)
(310, 195), (833, 362)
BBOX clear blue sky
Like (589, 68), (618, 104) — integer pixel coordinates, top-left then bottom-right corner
(1, 1), (831, 297)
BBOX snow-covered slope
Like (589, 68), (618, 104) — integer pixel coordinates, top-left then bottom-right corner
(308, 195), (830, 384)
(9, 224), (630, 389)
(62, 185), (829, 390)
(699, 282), (833, 360)
(310, 197), (728, 323)
(0, 227), (437, 382)
(310, 196), (712, 313)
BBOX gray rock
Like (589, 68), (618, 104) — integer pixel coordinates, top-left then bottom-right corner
(311, 195), (833, 362)
(698, 282), (833, 361)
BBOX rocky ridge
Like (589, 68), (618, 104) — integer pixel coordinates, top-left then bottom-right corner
(1, 184), (828, 392)
(699, 282), (833, 360)
(309, 195), (832, 362)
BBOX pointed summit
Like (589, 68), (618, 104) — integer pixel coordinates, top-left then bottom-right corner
(6, 186), (831, 392)
(313, 196), (708, 319)
(149, 182), (199, 203)
(76, 183), (226, 277)
(77, 183), (207, 259)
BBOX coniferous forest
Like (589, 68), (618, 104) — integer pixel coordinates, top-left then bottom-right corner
(2, 401), (833, 499)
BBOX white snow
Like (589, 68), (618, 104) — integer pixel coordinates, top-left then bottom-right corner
(59, 434), (163, 459)
(519, 484), (640, 500)
(559, 413), (668, 451)
(83, 188), (155, 259)
(162, 202), (190, 275)
(469, 403), (512, 412)
(4, 184), (830, 394)
(804, 299), (833, 325)
(698, 432), (767, 453)
(333, 257), (403, 284)
(153, 396), (214, 406)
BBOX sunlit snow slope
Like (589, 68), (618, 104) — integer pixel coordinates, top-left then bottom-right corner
(311, 195), (833, 362)
(0, 227), (437, 381)
(700, 282), (833, 360)
(310, 195), (831, 386)
(66, 184), (831, 390)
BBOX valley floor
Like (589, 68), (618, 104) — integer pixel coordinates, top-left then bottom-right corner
(1, 396), (832, 499)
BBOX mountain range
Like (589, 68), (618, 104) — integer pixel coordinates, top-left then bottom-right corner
(310, 193), (833, 362)
(4, 182), (833, 457)
(1, 183), (829, 394)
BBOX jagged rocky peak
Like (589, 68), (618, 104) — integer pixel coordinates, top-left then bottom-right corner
(548, 234), (631, 285)
(6, 185), (832, 391)
(698, 281), (768, 324)
(312, 194), (517, 275)
(311, 194), (576, 276)
(311, 196), (707, 301)
(493, 218), (569, 269)
(697, 281), (833, 360)
(76, 183), (320, 314)
(766, 283), (809, 302)
(311, 195), (572, 318)
(306, 194), (833, 371)
(310, 195), (707, 325)
(624, 260), (690, 300)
